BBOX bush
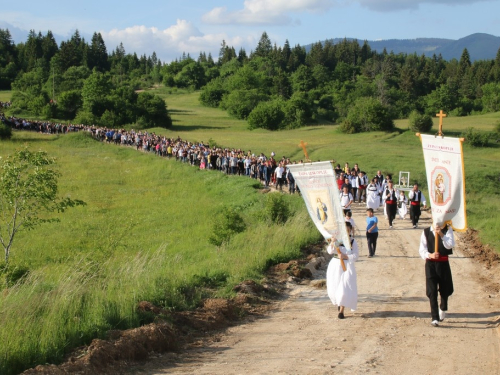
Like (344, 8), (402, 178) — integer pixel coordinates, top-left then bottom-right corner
(208, 208), (246, 247)
(220, 89), (268, 120)
(264, 194), (290, 224)
(339, 119), (356, 134)
(74, 110), (98, 125)
(461, 127), (490, 147)
(341, 97), (394, 133)
(0, 122), (13, 140)
(408, 110), (433, 133)
(199, 77), (226, 108)
(0, 263), (30, 287)
(247, 99), (285, 130)
(494, 121), (500, 137)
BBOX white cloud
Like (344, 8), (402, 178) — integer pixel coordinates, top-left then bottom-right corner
(351, 0), (492, 12)
(100, 20), (253, 62)
(202, 0), (334, 25)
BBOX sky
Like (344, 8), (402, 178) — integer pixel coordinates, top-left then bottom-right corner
(0, 0), (499, 62)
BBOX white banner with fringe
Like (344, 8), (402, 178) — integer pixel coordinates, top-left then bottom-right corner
(287, 161), (351, 249)
(420, 134), (467, 231)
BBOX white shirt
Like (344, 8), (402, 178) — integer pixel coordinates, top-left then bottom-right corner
(408, 190), (427, 206)
(340, 192), (354, 208)
(418, 226), (455, 260)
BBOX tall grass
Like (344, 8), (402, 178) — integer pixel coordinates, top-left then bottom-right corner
(0, 131), (320, 374)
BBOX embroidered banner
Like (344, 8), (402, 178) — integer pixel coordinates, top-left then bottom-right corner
(419, 134), (467, 231)
(287, 161), (351, 249)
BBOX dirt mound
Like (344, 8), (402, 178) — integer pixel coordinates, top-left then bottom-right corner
(21, 247), (321, 375)
(459, 228), (499, 269)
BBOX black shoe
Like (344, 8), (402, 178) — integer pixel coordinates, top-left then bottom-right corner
(338, 312), (345, 319)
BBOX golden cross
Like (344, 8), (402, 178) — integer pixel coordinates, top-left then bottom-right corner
(298, 140), (309, 160)
(436, 110), (447, 136)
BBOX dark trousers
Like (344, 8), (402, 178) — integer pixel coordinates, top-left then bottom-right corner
(352, 187), (358, 202)
(410, 204), (421, 226)
(366, 231), (378, 256)
(425, 261), (454, 321)
(358, 188), (366, 202)
(387, 202), (397, 225)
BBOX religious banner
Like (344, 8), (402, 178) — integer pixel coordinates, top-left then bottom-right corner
(287, 161), (351, 249)
(419, 134), (467, 231)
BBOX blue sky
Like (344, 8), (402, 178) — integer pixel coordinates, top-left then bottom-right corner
(0, 0), (498, 62)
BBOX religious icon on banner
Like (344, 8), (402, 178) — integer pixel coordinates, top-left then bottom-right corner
(430, 167), (451, 206)
(315, 197), (328, 224)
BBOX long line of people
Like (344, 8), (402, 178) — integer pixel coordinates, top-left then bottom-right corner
(1, 113), (427, 228)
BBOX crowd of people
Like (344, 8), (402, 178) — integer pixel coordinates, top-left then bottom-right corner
(1, 113), (428, 226)
(1, 111), (451, 328)
(0, 101), (11, 108)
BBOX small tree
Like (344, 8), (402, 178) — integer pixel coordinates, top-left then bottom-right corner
(0, 148), (86, 266)
(0, 122), (12, 140)
(408, 110), (433, 133)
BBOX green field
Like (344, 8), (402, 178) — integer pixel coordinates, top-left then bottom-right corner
(0, 90), (11, 102)
(0, 89), (499, 374)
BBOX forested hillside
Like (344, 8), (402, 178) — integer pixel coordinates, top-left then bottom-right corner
(1, 29), (500, 132)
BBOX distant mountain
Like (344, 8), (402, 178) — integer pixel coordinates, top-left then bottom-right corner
(308, 33), (500, 61)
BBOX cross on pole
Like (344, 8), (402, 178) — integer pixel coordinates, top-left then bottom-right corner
(436, 110), (447, 136)
(298, 140), (309, 161)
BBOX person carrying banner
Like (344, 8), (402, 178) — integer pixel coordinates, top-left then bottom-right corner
(418, 222), (455, 327)
(326, 222), (358, 319)
(408, 183), (427, 228)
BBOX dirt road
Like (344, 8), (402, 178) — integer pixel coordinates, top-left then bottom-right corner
(134, 204), (500, 375)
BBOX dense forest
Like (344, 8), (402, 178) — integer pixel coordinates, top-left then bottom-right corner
(1, 29), (500, 132)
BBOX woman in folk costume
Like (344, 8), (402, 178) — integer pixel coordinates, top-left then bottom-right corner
(398, 190), (408, 220)
(326, 222), (359, 319)
(366, 177), (380, 210)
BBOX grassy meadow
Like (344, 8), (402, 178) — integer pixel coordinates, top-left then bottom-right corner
(0, 88), (499, 373)
(0, 90), (11, 102)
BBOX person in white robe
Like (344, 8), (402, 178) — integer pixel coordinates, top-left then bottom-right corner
(326, 222), (359, 319)
(398, 191), (408, 219)
(366, 178), (380, 210)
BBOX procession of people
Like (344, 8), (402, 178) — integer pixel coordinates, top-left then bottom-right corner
(2, 111), (459, 329)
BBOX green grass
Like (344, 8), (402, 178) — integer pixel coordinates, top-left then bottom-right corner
(0, 90), (11, 102)
(0, 130), (319, 374)
(0, 90), (499, 374)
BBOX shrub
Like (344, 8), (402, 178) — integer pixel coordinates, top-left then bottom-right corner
(494, 121), (500, 137)
(264, 194), (290, 224)
(461, 127), (490, 147)
(199, 77), (226, 108)
(247, 99), (285, 130)
(0, 122), (13, 140)
(220, 89), (268, 120)
(0, 264), (30, 287)
(339, 119), (356, 134)
(208, 208), (246, 247)
(74, 110), (98, 126)
(341, 97), (394, 133)
(408, 110), (433, 133)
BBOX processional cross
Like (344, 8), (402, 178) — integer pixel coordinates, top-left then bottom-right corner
(436, 110), (447, 136)
(299, 140), (309, 161)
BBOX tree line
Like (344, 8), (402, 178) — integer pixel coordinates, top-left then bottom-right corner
(0, 29), (170, 129)
(1, 29), (500, 132)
